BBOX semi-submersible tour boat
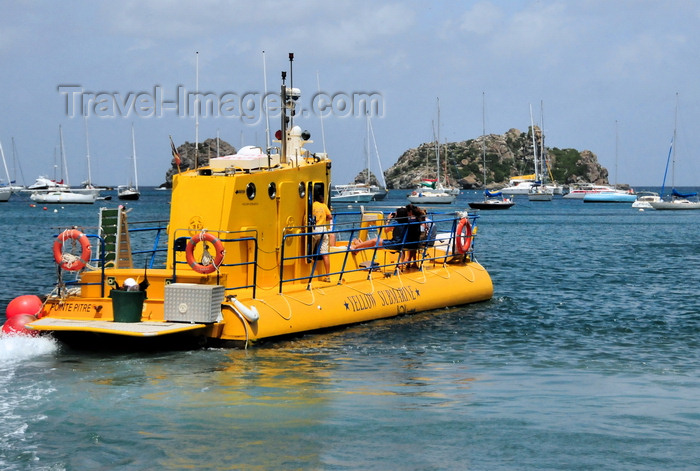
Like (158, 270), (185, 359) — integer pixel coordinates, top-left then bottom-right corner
(3, 68), (493, 348)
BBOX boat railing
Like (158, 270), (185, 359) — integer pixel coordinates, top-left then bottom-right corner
(55, 221), (168, 297)
(277, 211), (478, 293)
(126, 220), (169, 269)
(278, 220), (394, 293)
(58, 212), (477, 298)
(171, 228), (259, 298)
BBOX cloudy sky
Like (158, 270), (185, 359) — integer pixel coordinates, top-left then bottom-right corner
(1, 1), (699, 187)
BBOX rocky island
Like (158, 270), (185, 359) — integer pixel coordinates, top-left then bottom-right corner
(378, 126), (609, 189)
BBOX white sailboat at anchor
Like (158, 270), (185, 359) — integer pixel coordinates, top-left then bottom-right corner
(408, 98), (456, 205)
(118, 124), (140, 200)
(30, 125), (96, 204)
(649, 93), (700, 210)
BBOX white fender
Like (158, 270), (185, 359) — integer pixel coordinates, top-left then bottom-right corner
(231, 297), (259, 322)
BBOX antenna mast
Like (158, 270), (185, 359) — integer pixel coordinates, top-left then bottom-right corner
(195, 51), (199, 168)
(482, 92), (486, 186)
(263, 51), (271, 150)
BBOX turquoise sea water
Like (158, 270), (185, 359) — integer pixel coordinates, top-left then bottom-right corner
(1, 188), (698, 470)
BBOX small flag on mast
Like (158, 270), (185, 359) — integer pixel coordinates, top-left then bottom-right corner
(169, 135), (181, 170)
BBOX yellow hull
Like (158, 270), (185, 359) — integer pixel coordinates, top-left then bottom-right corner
(224, 262), (492, 343)
(31, 253), (492, 346)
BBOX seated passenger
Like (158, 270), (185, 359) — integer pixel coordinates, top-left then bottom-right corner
(351, 207), (409, 250)
(404, 204), (423, 268)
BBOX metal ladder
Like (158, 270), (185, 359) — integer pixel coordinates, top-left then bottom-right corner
(99, 207), (133, 268)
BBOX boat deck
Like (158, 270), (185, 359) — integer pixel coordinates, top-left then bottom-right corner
(29, 317), (207, 337)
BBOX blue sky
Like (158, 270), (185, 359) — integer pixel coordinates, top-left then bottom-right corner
(1, 1), (699, 187)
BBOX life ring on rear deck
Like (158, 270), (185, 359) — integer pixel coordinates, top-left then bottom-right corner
(186, 232), (225, 274)
(455, 218), (472, 254)
(53, 229), (91, 271)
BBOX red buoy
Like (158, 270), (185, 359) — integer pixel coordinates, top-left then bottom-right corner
(2, 314), (39, 336)
(6, 295), (43, 318)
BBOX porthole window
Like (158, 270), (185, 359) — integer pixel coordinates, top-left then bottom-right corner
(268, 182), (277, 199)
(298, 182), (305, 198)
(246, 183), (256, 200)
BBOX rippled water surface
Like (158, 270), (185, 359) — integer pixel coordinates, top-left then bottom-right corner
(1, 189), (698, 470)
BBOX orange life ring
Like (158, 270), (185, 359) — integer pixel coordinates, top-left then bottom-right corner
(186, 232), (225, 274)
(53, 229), (91, 271)
(455, 218), (472, 254)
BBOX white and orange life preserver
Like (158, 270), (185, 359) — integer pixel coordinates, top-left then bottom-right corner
(53, 229), (91, 271)
(455, 218), (472, 254)
(186, 232), (225, 274)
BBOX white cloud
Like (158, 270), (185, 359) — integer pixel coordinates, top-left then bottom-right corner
(605, 32), (685, 79)
(458, 1), (503, 35)
(104, 1), (415, 61)
(253, 3), (416, 62)
(490, 2), (572, 56)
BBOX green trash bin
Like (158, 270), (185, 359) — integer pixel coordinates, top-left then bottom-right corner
(109, 289), (146, 323)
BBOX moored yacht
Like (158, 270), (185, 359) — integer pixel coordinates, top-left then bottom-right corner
(563, 183), (616, 199)
(330, 183), (374, 203)
(632, 191), (661, 209)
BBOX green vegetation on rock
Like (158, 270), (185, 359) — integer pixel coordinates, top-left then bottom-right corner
(381, 127), (609, 189)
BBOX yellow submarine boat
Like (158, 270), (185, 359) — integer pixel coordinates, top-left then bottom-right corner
(14, 68), (493, 348)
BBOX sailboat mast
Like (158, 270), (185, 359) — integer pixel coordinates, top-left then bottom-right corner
(540, 101), (547, 183)
(84, 117), (92, 187)
(59, 125), (70, 187)
(436, 98), (441, 184)
(365, 113), (370, 184)
(671, 92), (678, 190)
(368, 117), (386, 188)
(11, 137), (25, 187)
(614, 120), (618, 189)
(530, 105), (538, 181)
(482, 92), (486, 187)
(659, 94), (678, 198)
(131, 124), (139, 190)
(0, 140), (12, 186)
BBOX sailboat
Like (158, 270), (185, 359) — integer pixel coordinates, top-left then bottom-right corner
(367, 115), (389, 200)
(440, 143), (461, 195)
(331, 115), (384, 204)
(408, 98), (456, 204)
(528, 105), (553, 201)
(649, 94), (700, 210)
(330, 184), (374, 203)
(9, 138), (26, 193)
(538, 102), (563, 195)
(30, 126), (96, 204)
(1, 138), (26, 199)
(469, 93), (514, 210)
(77, 117), (109, 200)
(118, 124), (140, 200)
(0, 140), (13, 202)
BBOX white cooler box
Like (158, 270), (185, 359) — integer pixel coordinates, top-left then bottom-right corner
(164, 283), (225, 323)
